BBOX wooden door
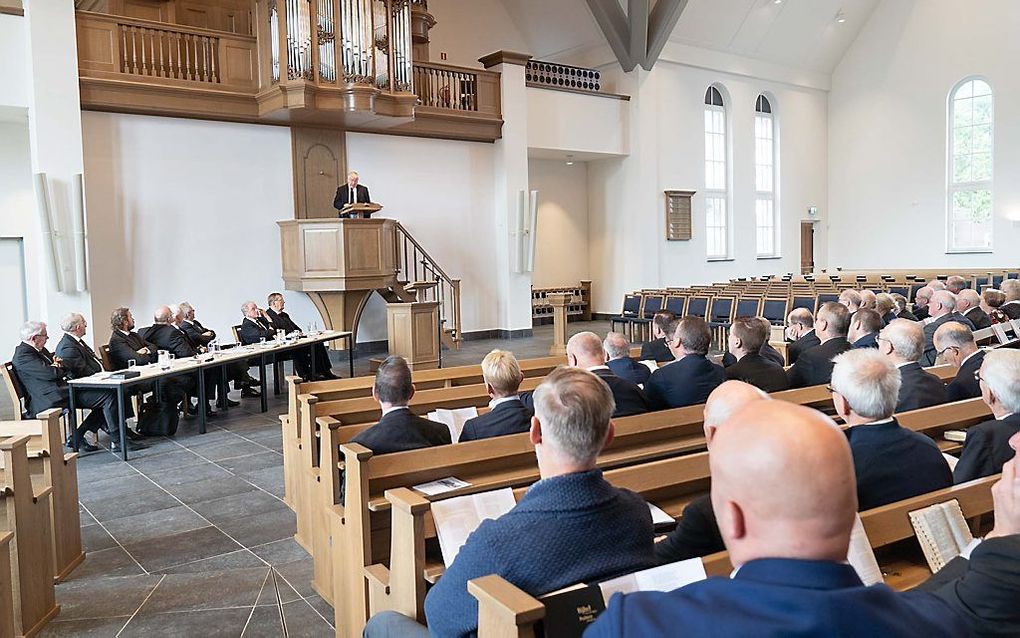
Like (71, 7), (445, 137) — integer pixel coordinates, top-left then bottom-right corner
(800, 222), (814, 275)
(292, 127), (347, 219)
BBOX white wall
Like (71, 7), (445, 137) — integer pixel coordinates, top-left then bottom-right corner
(529, 159), (589, 288)
(829, 0), (1020, 269)
(0, 14), (29, 109)
(526, 88), (629, 157)
(424, 0), (530, 67)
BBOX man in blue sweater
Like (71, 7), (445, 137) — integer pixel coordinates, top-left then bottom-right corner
(364, 367), (656, 637)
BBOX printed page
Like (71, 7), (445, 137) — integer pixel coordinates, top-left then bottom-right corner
(598, 558), (707, 603)
(909, 505), (959, 572)
(847, 514), (884, 586)
(942, 452), (960, 471)
(412, 476), (471, 496)
(432, 407), (477, 443)
(940, 500), (974, 552)
(647, 502), (675, 527)
(640, 360), (659, 374)
(431, 487), (516, 567)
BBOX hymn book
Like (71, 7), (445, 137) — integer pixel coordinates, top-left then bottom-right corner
(430, 487), (517, 567)
(847, 514), (883, 586)
(426, 407), (478, 443)
(647, 502), (675, 528)
(942, 453), (960, 471)
(908, 499), (974, 572)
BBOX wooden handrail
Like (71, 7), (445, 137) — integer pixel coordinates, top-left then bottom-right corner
(76, 10), (257, 42)
(393, 221), (462, 345)
(395, 222), (454, 283)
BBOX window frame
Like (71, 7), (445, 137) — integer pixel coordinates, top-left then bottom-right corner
(754, 94), (780, 259)
(704, 85), (732, 261)
(946, 76), (994, 254)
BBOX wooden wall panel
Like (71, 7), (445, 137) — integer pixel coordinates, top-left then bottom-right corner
(292, 127), (347, 219)
(76, 21), (119, 72)
(119, 0), (169, 22)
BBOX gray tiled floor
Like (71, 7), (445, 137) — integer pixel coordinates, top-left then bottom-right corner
(34, 321), (612, 637)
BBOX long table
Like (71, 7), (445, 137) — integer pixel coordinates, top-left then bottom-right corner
(68, 330), (353, 460)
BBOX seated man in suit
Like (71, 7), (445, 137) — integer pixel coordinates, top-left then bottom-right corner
(604, 332), (650, 386)
(653, 380), (767, 564)
(645, 316), (726, 410)
(934, 322), (984, 401)
(567, 331), (649, 417)
(333, 170), (372, 217)
(458, 349), (532, 442)
(587, 400), (966, 638)
(141, 305), (221, 418)
(957, 289), (992, 330)
(876, 293), (897, 325)
(839, 289), (862, 315)
(913, 286), (933, 321)
(830, 349), (952, 510)
(786, 302), (851, 389)
(920, 431), (1020, 637)
(639, 310), (676, 363)
(982, 287), (1011, 324)
(239, 301), (314, 381)
(784, 307), (819, 365)
(928, 279), (948, 291)
(349, 356), (450, 454)
(266, 292), (337, 380)
(891, 293), (919, 321)
(953, 349), (1020, 483)
(848, 308), (882, 349)
(721, 317), (784, 368)
(999, 279), (1020, 320)
(921, 290), (975, 366)
(13, 321), (119, 453)
(878, 319), (948, 412)
(365, 367), (657, 638)
(170, 304), (239, 409)
(946, 275), (968, 295)
(723, 318), (789, 393)
(859, 289), (877, 310)
(180, 301), (259, 399)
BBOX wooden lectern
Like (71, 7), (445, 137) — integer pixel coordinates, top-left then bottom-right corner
(386, 301), (440, 370)
(339, 203), (383, 219)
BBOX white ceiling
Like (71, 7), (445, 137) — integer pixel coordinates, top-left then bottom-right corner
(498, 0), (881, 75)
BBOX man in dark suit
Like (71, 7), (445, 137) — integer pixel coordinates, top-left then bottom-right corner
(784, 307), (819, 365)
(721, 317), (784, 368)
(638, 310), (675, 363)
(913, 286), (933, 321)
(567, 332), (649, 417)
(645, 317), (725, 410)
(349, 356), (451, 454)
(786, 302), (851, 389)
(722, 318), (789, 393)
(934, 322), (985, 401)
(266, 292), (337, 380)
(922, 290), (976, 366)
(365, 367), (657, 638)
(12, 320), (119, 453)
(180, 301), (259, 398)
(891, 293), (918, 321)
(957, 289), (992, 331)
(838, 289), (862, 316)
(586, 400), (966, 638)
(459, 349), (532, 442)
(604, 332), (650, 385)
(141, 305), (223, 418)
(878, 319), (949, 412)
(876, 293), (898, 325)
(333, 170), (372, 217)
(831, 349), (953, 510)
(848, 308), (882, 349)
(654, 380), (767, 564)
(1000, 280), (1020, 320)
(954, 349), (1020, 483)
(239, 301), (314, 382)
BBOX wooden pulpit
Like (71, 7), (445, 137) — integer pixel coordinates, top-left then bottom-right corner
(386, 302), (440, 370)
(339, 203), (383, 219)
(547, 292), (572, 356)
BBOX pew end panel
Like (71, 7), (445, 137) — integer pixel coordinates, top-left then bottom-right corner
(311, 416), (345, 605)
(0, 531), (13, 638)
(335, 442), (376, 638)
(469, 575), (545, 638)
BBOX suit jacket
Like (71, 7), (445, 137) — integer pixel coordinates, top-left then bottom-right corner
(607, 357), (651, 386)
(786, 336), (850, 389)
(458, 398), (533, 442)
(639, 338), (674, 363)
(591, 367), (650, 417)
(266, 308), (302, 333)
(181, 319), (215, 347)
(946, 350), (985, 401)
(914, 306), (930, 321)
(721, 344), (785, 368)
(108, 329), (159, 370)
(896, 362), (949, 413)
(724, 353), (790, 393)
(348, 407), (451, 454)
(898, 309), (919, 322)
(964, 307), (992, 331)
(585, 558), (967, 638)
(644, 355), (726, 411)
(1001, 300), (1020, 320)
(652, 494), (723, 564)
(54, 333), (104, 379)
(139, 323), (197, 359)
(11, 342), (68, 416)
(846, 418), (953, 510)
(851, 332), (879, 349)
(919, 535), (1020, 638)
(333, 184), (371, 213)
(238, 316), (275, 346)
(882, 311), (898, 325)
(953, 413), (1020, 483)
(787, 329), (821, 365)
(923, 313), (976, 366)
(425, 469), (655, 638)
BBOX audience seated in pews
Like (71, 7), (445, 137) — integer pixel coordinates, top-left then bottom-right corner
(721, 317), (784, 368)
(922, 291), (975, 366)
(586, 400), (967, 637)
(830, 349), (952, 510)
(784, 307), (819, 365)
(722, 318), (789, 392)
(565, 332), (649, 417)
(652, 380), (767, 564)
(914, 287), (933, 321)
(348, 355), (451, 454)
(891, 292), (918, 321)
(879, 319), (949, 412)
(876, 292), (897, 325)
(644, 317), (726, 411)
(946, 275), (968, 295)
(848, 308), (882, 349)
(786, 302), (851, 389)
(604, 332), (650, 386)
(953, 349), (1020, 484)
(1000, 280), (1020, 320)
(266, 292), (338, 380)
(639, 310), (677, 363)
(364, 367), (657, 638)
(458, 349), (532, 442)
(957, 289), (992, 330)
(839, 289), (862, 316)
(934, 322), (984, 401)
(238, 300), (316, 382)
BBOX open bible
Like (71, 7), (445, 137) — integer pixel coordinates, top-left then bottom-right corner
(908, 499), (974, 572)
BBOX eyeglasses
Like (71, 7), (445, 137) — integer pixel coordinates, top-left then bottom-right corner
(826, 385), (837, 393)
(974, 370), (984, 382)
(936, 345), (959, 358)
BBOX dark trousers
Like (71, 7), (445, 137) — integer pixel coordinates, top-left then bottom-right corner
(312, 343), (333, 375)
(74, 388), (118, 444)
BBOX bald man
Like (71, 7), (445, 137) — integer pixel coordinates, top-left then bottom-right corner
(922, 290), (975, 366)
(1001, 280), (1020, 320)
(934, 322), (984, 401)
(587, 401), (967, 637)
(566, 331), (649, 417)
(957, 288), (991, 330)
(913, 286), (933, 321)
(786, 302), (851, 389)
(784, 307), (819, 365)
(604, 332), (651, 386)
(653, 381), (768, 564)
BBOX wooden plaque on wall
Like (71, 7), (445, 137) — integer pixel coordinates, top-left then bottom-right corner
(665, 190), (696, 241)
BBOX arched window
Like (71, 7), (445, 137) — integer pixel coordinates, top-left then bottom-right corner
(948, 78), (994, 251)
(704, 86), (730, 259)
(754, 94), (778, 257)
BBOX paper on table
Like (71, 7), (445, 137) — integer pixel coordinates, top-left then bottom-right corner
(427, 407), (478, 443)
(942, 452), (959, 471)
(640, 360), (659, 374)
(431, 487), (517, 567)
(598, 558), (707, 603)
(647, 502), (674, 527)
(847, 514), (883, 586)
(412, 477), (471, 496)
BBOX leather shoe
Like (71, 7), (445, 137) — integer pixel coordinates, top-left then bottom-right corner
(224, 398), (241, 407)
(66, 438), (100, 453)
(241, 387), (261, 398)
(125, 428), (145, 441)
(111, 439), (146, 452)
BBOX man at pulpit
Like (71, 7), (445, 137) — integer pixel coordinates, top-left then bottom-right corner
(333, 171), (372, 217)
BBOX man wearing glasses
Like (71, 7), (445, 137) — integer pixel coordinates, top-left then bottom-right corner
(933, 322), (985, 401)
(876, 319), (948, 413)
(954, 349), (1020, 483)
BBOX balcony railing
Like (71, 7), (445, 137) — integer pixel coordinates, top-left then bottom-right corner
(526, 59), (601, 94)
(413, 62), (477, 111)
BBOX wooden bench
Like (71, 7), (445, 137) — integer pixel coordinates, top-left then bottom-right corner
(467, 475), (998, 638)
(1, 436), (59, 637)
(0, 409), (84, 583)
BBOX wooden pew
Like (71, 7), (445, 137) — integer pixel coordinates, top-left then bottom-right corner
(467, 475), (998, 638)
(0, 532), (13, 638)
(1, 436), (59, 637)
(0, 409), (84, 583)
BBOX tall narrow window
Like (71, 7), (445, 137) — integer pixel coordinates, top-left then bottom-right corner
(948, 78), (994, 251)
(704, 86), (729, 259)
(755, 94), (778, 257)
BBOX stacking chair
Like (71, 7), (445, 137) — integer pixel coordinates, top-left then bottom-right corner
(734, 297), (761, 320)
(610, 294), (642, 340)
(1007, 272), (1019, 280)
(664, 295), (686, 317)
(630, 294), (665, 342)
(817, 292), (839, 306)
(708, 297), (735, 349)
(1, 362), (27, 421)
(888, 286), (909, 298)
(761, 298), (790, 325)
(685, 295), (711, 321)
